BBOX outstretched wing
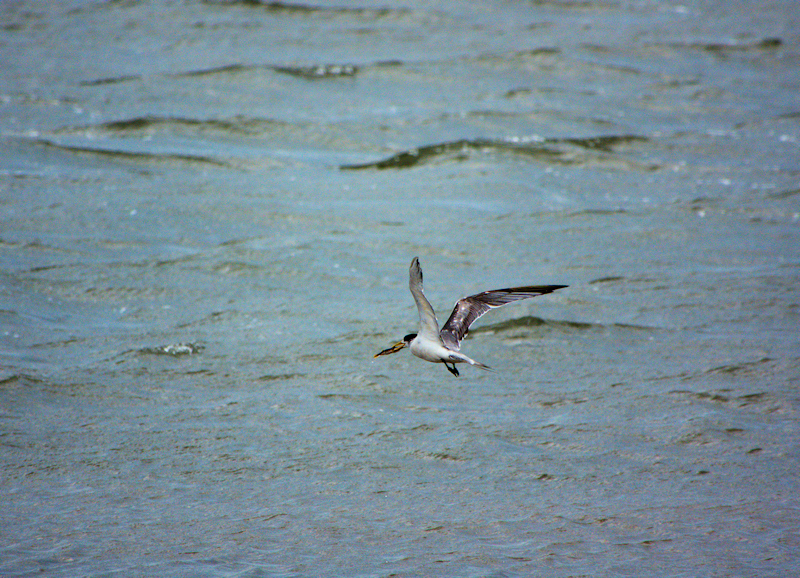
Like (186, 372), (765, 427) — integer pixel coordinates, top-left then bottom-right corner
(439, 285), (567, 350)
(408, 257), (442, 343)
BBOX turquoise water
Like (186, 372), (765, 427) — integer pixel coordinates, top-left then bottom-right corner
(1, 0), (798, 576)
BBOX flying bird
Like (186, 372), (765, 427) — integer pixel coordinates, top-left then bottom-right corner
(375, 257), (567, 376)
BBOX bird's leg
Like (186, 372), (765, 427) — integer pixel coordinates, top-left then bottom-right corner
(444, 363), (460, 377)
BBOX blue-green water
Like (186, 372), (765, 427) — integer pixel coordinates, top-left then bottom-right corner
(1, 1), (799, 576)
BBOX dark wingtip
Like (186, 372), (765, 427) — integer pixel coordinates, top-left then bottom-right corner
(410, 256), (422, 282)
(538, 284), (568, 294)
(499, 284), (568, 295)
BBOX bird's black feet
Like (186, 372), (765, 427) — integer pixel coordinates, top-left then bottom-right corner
(445, 363), (459, 377)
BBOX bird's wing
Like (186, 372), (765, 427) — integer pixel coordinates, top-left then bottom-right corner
(409, 257), (443, 343)
(440, 285), (567, 350)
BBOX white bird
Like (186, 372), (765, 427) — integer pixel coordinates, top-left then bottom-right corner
(375, 257), (567, 376)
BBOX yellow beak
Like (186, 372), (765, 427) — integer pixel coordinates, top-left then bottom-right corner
(374, 341), (406, 358)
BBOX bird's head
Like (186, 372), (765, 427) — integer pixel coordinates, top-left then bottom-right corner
(374, 333), (416, 357)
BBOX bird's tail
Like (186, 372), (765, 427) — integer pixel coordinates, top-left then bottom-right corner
(467, 358), (493, 371)
(450, 352), (493, 371)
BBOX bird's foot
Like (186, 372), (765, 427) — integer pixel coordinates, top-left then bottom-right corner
(445, 363), (459, 377)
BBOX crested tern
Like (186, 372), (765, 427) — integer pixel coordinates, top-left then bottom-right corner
(375, 257), (567, 376)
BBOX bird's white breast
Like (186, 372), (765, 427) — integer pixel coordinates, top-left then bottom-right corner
(410, 335), (452, 363)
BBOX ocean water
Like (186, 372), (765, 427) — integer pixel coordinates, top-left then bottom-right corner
(1, 0), (799, 576)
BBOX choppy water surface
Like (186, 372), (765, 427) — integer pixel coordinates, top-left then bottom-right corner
(2, 0), (799, 576)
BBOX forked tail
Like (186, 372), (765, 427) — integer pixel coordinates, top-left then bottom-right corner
(455, 352), (493, 371)
(471, 360), (493, 371)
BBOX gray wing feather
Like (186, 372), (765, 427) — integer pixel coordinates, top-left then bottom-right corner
(409, 257), (443, 343)
(439, 285), (567, 350)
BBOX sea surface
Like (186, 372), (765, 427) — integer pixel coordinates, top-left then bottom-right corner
(1, 1), (799, 576)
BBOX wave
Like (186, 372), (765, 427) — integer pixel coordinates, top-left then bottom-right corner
(79, 74), (142, 87)
(35, 114), (287, 166)
(655, 37), (782, 55)
(201, 0), (409, 20)
(138, 343), (205, 356)
(36, 137), (231, 167)
(471, 315), (657, 335)
(340, 134), (658, 171)
(52, 114), (286, 137)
